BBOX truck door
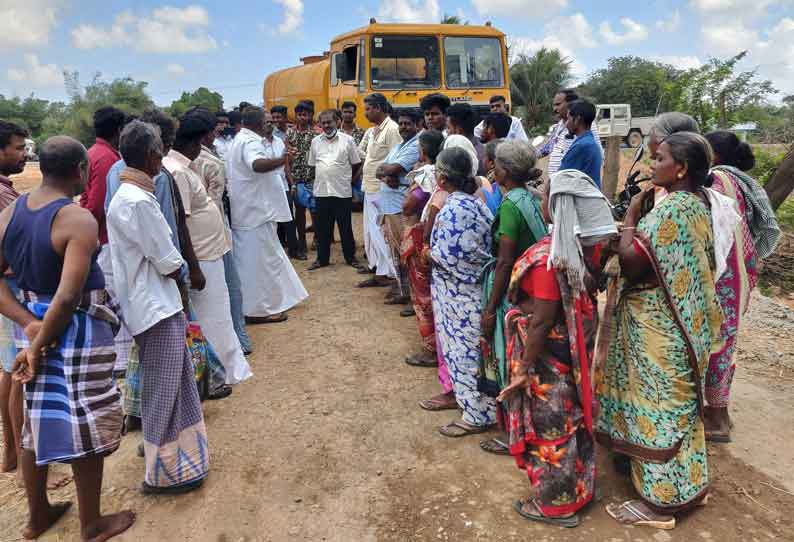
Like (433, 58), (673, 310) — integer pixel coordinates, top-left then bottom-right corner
(329, 41), (364, 111)
(612, 105), (630, 138)
(596, 106), (612, 138)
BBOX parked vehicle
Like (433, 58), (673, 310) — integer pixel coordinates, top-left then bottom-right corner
(595, 104), (654, 148)
(24, 138), (37, 161)
(263, 21), (511, 126)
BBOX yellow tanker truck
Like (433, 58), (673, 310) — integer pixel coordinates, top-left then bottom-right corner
(263, 21), (511, 126)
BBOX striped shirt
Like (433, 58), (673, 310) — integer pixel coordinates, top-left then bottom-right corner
(545, 121), (603, 177)
(0, 176), (19, 212)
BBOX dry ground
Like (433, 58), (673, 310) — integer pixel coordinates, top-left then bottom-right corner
(1, 164), (793, 542)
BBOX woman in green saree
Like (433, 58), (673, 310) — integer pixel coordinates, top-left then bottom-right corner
(478, 140), (547, 455)
(598, 132), (724, 529)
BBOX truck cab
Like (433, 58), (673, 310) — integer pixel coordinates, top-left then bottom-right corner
(265, 22), (511, 127)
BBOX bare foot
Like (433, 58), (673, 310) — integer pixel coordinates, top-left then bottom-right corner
(23, 501), (72, 540)
(82, 510), (136, 542)
(47, 469), (73, 490)
(704, 406), (731, 442)
(1, 452), (16, 472)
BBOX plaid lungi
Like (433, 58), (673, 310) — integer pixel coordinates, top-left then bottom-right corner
(14, 289), (123, 465)
(136, 312), (209, 488)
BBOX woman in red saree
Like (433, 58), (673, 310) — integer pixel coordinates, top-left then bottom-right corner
(498, 169), (617, 527)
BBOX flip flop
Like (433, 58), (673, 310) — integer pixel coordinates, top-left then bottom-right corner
(400, 307), (416, 317)
(207, 385), (233, 400)
(384, 296), (409, 305)
(605, 500), (675, 530)
(245, 313), (288, 324)
(142, 478), (205, 495)
(419, 395), (458, 411)
(405, 354), (438, 367)
(513, 500), (580, 528)
(439, 420), (493, 438)
(480, 437), (510, 455)
(357, 277), (389, 288)
(705, 430), (732, 443)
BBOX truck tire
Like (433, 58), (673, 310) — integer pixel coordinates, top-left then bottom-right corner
(627, 131), (643, 148)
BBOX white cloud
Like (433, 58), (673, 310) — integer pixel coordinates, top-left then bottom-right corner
(378, 0), (440, 23)
(546, 13), (598, 49)
(0, 1), (58, 48)
(6, 54), (62, 88)
(71, 5), (217, 53)
(650, 55), (703, 70)
(690, 0), (785, 15)
(599, 18), (649, 45)
(509, 36), (586, 77)
(273, 0), (303, 34)
(471, 0), (567, 18)
(166, 63), (186, 76)
(656, 10), (681, 32)
(754, 17), (794, 92)
(702, 22), (759, 55)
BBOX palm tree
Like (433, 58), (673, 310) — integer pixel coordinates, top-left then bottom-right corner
(509, 48), (572, 134)
(441, 13), (467, 25)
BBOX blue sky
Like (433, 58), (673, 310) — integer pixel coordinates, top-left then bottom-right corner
(1, 0), (793, 108)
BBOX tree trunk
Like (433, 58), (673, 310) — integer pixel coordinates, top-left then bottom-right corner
(602, 136), (622, 201)
(765, 146), (794, 211)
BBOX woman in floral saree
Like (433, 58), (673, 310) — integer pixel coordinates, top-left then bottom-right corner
(497, 169), (617, 527)
(703, 131), (780, 442)
(598, 132), (724, 529)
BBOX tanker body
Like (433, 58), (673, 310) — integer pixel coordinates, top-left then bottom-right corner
(264, 21), (511, 127)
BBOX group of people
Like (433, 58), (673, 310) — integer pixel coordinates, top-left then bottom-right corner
(0, 83), (782, 539)
(350, 90), (779, 530)
(0, 102), (310, 540)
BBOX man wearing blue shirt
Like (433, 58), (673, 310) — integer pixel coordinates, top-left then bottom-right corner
(560, 99), (603, 187)
(375, 109), (421, 305)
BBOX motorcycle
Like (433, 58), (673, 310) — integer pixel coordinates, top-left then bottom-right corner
(612, 144), (652, 220)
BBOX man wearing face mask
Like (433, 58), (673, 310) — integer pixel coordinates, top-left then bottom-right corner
(306, 110), (363, 271)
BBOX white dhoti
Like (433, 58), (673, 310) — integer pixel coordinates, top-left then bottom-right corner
(189, 257), (253, 385)
(98, 244), (133, 376)
(363, 192), (396, 278)
(233, 222), (308, 317)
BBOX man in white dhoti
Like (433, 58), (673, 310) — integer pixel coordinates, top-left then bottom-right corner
(226, 107), (308, 323)
(164, 112), (252, 385)
(356, 93), (401, 288)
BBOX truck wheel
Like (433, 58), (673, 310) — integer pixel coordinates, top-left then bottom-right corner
(627, 131), (643, 148)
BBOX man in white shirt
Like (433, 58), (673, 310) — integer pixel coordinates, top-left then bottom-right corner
(307, 110), (363, 270)
(164, 112), (252, 385)
(106, 120), (209, 494)
(357, 93), (402, 288)
(226, 106), (308, 323)
(191, 109), (253, 356)
(539, 89), (603, 177)
(473, 95), (528, 142)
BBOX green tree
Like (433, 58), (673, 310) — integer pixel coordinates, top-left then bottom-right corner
(169, 87), (224, 117)
(579, 56), (679, 116)
(440, 14), (467, 25)
(667, 52), (776, 129)
(60, 71), (155, 146)
(509, 48), (572, 135)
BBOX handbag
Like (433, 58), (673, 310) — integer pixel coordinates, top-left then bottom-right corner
(295, 182), (316, 211)
(186, 322), (211, 401)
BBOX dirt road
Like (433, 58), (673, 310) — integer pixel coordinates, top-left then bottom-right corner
(1, 169), (794, 540)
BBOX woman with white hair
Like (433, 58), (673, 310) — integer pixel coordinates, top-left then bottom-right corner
(497, 169), (616, 527)
(431, 147), (497, 437)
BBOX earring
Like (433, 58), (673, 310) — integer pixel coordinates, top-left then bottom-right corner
(677, 173), (684, 179)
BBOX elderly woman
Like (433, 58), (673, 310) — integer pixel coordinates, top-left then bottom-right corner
(702, 131), (780, 441)
(431, 147), (497, 437)
(497, 169), (616, 527)
(598, 132), (724, 529)
(479, 141), (547, 455)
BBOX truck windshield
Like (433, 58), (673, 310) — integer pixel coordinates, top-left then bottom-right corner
(443, 37), (503, 88)
(370, 35), (440, 89)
